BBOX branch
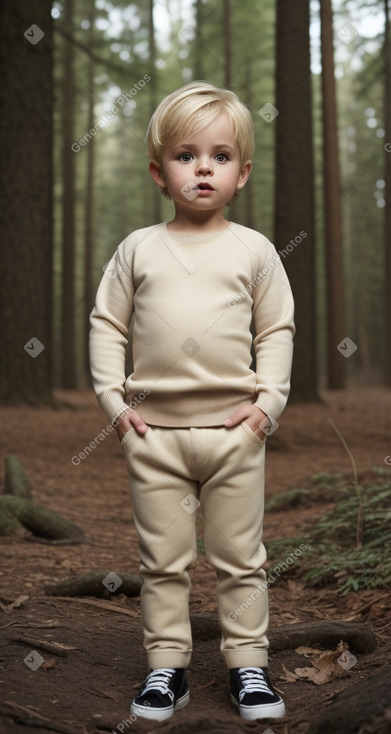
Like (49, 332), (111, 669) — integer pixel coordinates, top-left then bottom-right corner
(54, 26), (137, 77)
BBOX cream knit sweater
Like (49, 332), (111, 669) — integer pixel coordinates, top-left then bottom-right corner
(89, 222), (295, 427)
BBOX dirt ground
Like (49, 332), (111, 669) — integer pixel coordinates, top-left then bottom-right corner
(0, 385), (390, 734)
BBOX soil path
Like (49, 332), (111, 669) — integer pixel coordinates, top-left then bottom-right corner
(0, 386), (390, 734)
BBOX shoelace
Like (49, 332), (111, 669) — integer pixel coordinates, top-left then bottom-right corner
(141, 668), (177, 702)
(237, 667), (273, 700)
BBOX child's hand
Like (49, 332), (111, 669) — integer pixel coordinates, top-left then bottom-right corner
(224, 404), (268, 439)
(114, 408), (148, 441)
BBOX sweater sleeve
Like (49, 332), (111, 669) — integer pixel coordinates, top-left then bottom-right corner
(89, 243), (134, 423)
(251, 241), (295, 421)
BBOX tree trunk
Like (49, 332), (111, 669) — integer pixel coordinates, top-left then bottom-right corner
(321, 0), (346, 389)
(0, 1), (53, 404)
(274, 0), (318, 401)
(83, 0), (96, 383)
(149, 0), (161, 223)
(243, 59), (255, 229)
(61, 0), (77, 388)
(223, 0), (232, 88)
(384, 0), (391, 387)
(194, 0), (204, 79)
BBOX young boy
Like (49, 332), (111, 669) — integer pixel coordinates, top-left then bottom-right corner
(89, 81), (295, 722)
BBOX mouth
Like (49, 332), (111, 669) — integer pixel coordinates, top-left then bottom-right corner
(196, 182), (214, 190)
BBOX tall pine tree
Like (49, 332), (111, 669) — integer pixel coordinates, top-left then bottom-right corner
(0, 0), (54, 403)
(274, 0), (318, 401)
(320, 0), (346, 388)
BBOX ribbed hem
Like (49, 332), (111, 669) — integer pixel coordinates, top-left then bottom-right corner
(136, 393), (257, 428)
(224, 648), (269, 669)
(147, 650), (192, 669)
(97, 389), (288, 428)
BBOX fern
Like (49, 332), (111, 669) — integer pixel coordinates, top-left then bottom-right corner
(265, 471), (391, 594)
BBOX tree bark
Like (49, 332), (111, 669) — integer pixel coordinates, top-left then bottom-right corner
(384, 0), (391, 387)
(149, 0), (161, 223)
(0, 1), (53, 404)
(320, 0), (346, 389)
(274, 0), (318, 401)
(194, 0), (204, 79)
(243, 59), (255, 229)
(61, 0), (77, 388)
(83, 0), (96, 382)
(223, 0), (232, 88)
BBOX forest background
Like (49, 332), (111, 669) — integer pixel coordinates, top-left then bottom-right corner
(0, 0), (390, 404)
(1, 5), (391, 732)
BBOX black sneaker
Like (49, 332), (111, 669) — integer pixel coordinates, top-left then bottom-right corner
(131, 667), (189, 721)
(230, 666), (285, 720)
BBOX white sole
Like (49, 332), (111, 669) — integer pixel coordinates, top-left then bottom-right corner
(230, 693), (286, 720)
(131, 690), (190, 722)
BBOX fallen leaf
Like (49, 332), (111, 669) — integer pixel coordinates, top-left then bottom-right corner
(295, 665), (331, 685)
(294, 640), (350, 685)
(295, 646), (323, 657)
(281, 663), (299, 682)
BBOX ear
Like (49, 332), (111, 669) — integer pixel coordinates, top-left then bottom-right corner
(149, 160), (166, 191)
(236, 160), (252, 192)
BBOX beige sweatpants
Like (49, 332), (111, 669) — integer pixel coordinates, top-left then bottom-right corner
(121, 421), (269, 670)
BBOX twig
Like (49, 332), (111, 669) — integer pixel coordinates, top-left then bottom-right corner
(0, 620), (19, 630)
(347, 593), (390, 616)
(39, 596), (140, 618)
(328, 418), (363, 548)
(194, 676), (216, 690)
(0, 593), (29, 613)
(8, 634), (75, 657)
(376, 618), (391, 632)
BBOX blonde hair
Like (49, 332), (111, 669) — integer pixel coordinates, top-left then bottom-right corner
(146, 81), (254, 168)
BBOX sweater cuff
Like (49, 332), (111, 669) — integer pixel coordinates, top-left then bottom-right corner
(98, 391), (130, 425)
(254, 392), (287, 423)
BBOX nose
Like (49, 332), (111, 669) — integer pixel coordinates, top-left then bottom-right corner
(195, 156), (213, 175)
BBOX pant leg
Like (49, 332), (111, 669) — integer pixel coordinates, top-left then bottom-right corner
(121, 426), (198, 669)
(198, 422), (269, 669)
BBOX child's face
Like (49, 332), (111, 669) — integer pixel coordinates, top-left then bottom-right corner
(150, 114), (251, 222)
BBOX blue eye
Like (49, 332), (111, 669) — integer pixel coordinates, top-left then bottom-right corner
(178, 152), (193, 162)
(214, 153), (228, 162)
